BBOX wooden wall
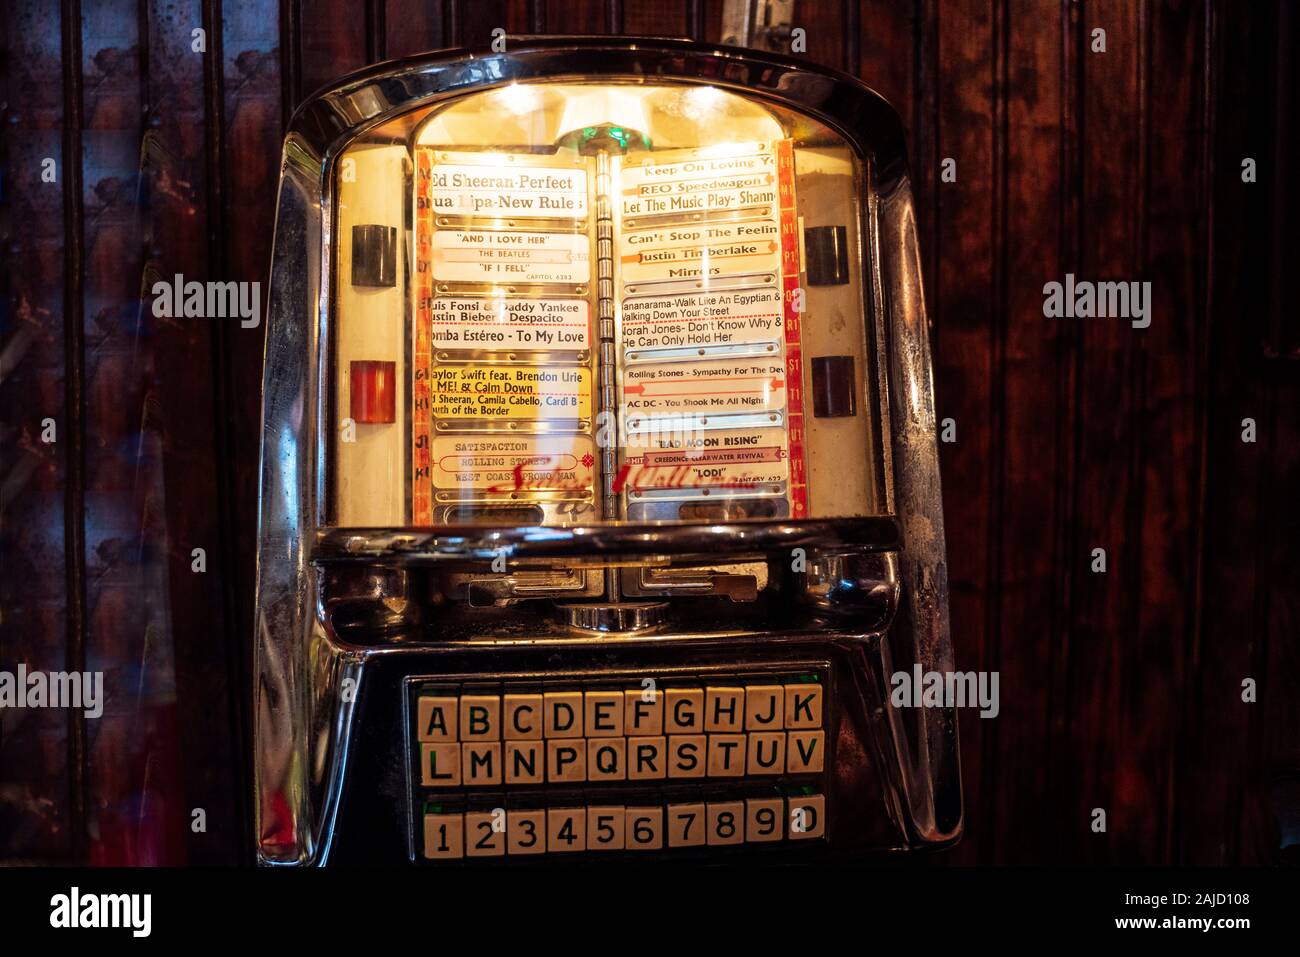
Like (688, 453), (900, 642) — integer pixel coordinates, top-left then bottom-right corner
(0, 0), (1295, 865)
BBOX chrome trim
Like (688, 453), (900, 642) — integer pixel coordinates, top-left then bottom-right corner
(555, 600), (670, 633)
(875, 176), (962, 843)
(313, 516), (900, 566)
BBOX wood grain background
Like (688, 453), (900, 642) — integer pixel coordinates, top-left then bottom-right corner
(1, 0), (1296, 865)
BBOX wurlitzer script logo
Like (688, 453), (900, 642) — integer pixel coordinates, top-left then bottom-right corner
(486, 459), (768, 507)
(482, 410), (775, 499)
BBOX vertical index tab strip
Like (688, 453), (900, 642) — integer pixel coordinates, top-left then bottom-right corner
(777, 139), (808, 518)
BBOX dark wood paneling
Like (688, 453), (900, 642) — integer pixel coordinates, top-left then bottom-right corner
(0, 0), (73, 862)
(799, 0), (847, 71)
(544, 0), (612, 34)
(1063, 0), (1141, 864)
(933, 0), (998, 865)
(1127, 0), (1203, 866)
(58, 0), (90, 864)
(985, 0), (1067, 866)
(0, 0), (1296, 865)
(386, 0), (447, 58)
(145, 0), (247, 866)
(79, 0), (189, 866)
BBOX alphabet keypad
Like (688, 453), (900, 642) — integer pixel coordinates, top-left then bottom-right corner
(409, 670), (830, 860)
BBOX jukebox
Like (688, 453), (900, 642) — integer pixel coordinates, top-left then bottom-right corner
(254, 37), (959, 864)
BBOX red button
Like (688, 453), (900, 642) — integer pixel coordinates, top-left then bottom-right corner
(350, 360), (396, 424)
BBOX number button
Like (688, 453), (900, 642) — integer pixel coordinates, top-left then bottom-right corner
(464, 810), (505, 857)
(507, 809), (546, 856)
(546, 807), (587, 852)
(626, 807), (664, 850)
(707, 801), (745, 846)
(788, 794), (826, 840)
(667, 802), (706, 848)
(745, 797), (785, 843)
(587, 806), (626, 850)
(423, 812), (464, 860)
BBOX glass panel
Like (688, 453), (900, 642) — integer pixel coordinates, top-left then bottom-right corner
(330, 82), (884, 527)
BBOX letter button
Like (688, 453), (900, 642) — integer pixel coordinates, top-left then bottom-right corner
(587, 738), (627, 781)
(420, 743), (462, 787)
(503, 693), (543, 740)
(504, 741), (544, 785)
(462, 742), (502, 785)
(460, 694), (500, 739)
(584, 690), (624, 738)
(704, 686), (745, 733)
(627, 736), (667, 780)
(546, 739), (587, 783)
(667, 734), (707, 779)
(746, 731), (786, 775)
(784, 683), (823, 729)
(624, 687), (663, 735)
(417, 696), (459, 741)
(544, 691), (584, 738)
(787, 730), (825, 774)
(664, 688), (703, 733)
(743, 685), (783, 731)
(706, 734), (747, 778)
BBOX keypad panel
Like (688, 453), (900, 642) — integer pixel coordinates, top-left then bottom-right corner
(408, 668), (831, 860)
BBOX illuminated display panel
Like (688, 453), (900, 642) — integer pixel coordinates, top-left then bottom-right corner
(330, 82), (883, 528)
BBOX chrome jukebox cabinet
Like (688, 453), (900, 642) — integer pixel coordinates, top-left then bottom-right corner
(254, 38), (959, 865)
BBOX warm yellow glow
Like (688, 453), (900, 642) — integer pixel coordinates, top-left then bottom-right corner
(692, 140), (768, 160)
(680, 84), (725, 118)
(417, 82), (784, 149)
(495, 83), (541, 116)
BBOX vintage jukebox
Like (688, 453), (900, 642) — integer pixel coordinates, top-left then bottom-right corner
(254, 37), (959, 864)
